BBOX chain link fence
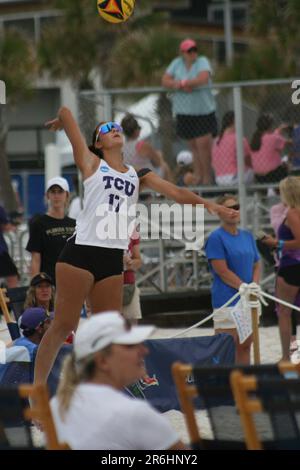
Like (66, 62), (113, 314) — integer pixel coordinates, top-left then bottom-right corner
(4, 79), (298, 292)
(78, 78), (297, 222)
(76, 79), (298, 292)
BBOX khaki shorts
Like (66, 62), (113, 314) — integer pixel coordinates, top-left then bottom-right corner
(213, 305), (261, 330)
(213, 307), (236, 330)
(122, 286), (142, 321)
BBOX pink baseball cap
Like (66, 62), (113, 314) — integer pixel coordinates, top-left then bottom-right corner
(180, 38), (197, 52)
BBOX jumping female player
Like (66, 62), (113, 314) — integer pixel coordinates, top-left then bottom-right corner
(34, 107), (237, 385)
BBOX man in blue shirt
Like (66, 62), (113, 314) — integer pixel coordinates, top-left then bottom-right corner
(0, 307), (51, 385)
(13, 307), (51, 360)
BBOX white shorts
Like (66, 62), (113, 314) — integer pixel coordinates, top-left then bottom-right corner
(216, 169), (254, 186)
(213, 305), (261, 330)
(213, 307), (236, 330)
(122, 286), (142, 321)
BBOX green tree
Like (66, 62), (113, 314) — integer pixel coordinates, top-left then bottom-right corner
(38, 0), (165, 87)
(38, 0), (178, 163)
(219, 0), (300, 81)
(108, 27), (179, 167)
(0, 29), (37, 211)
(38, 0), (167, 138)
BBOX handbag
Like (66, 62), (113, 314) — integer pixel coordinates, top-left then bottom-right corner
(123, 284), (136, 306)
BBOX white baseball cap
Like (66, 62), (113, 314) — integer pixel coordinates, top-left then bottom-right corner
(176, 150), (193, 167)
(46, 176), (70, 192)
(74, 311), (155, 361)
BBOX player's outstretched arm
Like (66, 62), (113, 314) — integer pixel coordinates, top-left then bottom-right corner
(140, 171), (238, 218)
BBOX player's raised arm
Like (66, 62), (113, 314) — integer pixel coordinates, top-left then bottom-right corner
(45, 106), (99, 179)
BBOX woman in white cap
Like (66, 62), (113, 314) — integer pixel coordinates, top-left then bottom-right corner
(33, 106), (237, 387)
(175, 150), (197, 187)
(26, 176), (76, 284)
(50, 312), (185, 450)
(162, 38), (217, 185)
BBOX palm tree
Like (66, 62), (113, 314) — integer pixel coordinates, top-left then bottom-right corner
(0, 29), (37, 211)
(38, 0), (157, 137)
(38, 0), (178, 160)
(108, 27), (179, 168)
(219, 0), (300, 81)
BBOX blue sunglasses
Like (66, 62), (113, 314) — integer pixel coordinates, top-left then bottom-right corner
(96, 122), (123, 141)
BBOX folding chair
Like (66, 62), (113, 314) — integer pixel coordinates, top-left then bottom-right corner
(172, 362), (291, 450)
(231, 368), (300, 450)
(0, 383), (69, 450)
(0, 287), (20, 339)
(6, 286), (28, 321)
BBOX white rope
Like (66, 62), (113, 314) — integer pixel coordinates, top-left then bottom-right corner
(260, 290), (300, 313)
(169, 281), (300, 339)
(239, 282), (268, 310)
(169, 291), (240, 338)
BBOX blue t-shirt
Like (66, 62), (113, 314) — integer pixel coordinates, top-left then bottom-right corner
(0, 206), (8, 255)
(166, 56), (216, 116)
(12, 336), (38, 361)
(205, 227), (260, 308)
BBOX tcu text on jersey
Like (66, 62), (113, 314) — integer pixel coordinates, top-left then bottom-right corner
(102, 175), (136, 197)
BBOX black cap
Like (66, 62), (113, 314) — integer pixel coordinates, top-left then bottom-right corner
(30, 272), (54, 287)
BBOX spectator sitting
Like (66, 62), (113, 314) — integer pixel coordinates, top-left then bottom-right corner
(11, 307), (51, 360)
(121, 113), (173, 181)
(24, 272), (55, 312)
(175, 150), (197, 187)
(250, 113), (289, 183)
(212, 111), (253, 186)
(23, 273), (74, 344)
(50, 312), (185, 450)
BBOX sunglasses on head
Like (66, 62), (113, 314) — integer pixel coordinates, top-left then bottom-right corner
(96, 122), (123, 141)
(226, 204), (240, 211)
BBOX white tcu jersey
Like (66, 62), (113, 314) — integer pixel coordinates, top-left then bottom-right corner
(75, 160), (139, 249)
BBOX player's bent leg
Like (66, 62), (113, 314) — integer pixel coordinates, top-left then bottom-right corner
(34, 262), (94, 385)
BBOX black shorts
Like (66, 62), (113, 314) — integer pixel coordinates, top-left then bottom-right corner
(277, 263), (300, 286)
(255, 165), (288, 183)
(57, 236), (123, 282)
(176, 112), (218, 140)
(0, 251), (19, 277)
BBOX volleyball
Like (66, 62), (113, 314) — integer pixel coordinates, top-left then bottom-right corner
(97, 0), (135, 24)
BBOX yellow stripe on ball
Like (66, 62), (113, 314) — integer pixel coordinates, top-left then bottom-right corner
(97, 0), (135, 23)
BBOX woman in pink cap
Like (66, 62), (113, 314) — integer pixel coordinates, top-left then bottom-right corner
(162, 38), (217, 185)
